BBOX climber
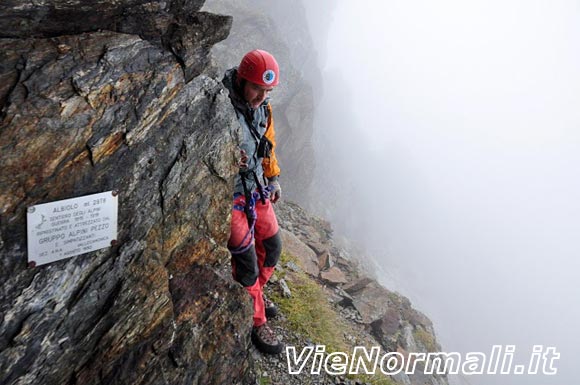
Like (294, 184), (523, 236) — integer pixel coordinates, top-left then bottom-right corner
(222, 49), (284, 355)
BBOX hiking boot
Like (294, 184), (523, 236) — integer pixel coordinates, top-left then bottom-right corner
(251, 323), (284, 354)
(263, 295), (278, 318)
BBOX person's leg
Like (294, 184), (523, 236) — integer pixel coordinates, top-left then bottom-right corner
(228, 196), (266, 327)
(254, 197), (282, 289)
(252, 200), (284, 354)
(230, 195), (283, 354)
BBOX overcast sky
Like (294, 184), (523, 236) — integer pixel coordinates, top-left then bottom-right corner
(306, 1), (580, 384)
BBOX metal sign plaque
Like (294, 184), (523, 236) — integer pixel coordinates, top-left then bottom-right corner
(27, 191), (118, 266)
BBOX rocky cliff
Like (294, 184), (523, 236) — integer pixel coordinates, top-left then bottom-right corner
(1, 2), (450, 385)
(0, 1), (256, 384)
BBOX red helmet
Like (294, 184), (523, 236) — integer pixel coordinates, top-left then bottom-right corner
(238, 49), (280, 87)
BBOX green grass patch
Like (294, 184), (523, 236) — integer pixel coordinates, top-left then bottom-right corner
(347, 374), (396, 385)
(271, 253), (347, 352)
(272, 253), (396, 385)
(413, 327), (437, 352)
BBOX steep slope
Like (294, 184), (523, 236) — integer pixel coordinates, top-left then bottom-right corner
(242, 201), (449, 385)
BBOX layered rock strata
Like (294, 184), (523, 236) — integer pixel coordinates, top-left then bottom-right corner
(0, 2), (255, 384)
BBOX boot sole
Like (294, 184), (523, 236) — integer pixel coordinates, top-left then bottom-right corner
(251, 330), (284, 354)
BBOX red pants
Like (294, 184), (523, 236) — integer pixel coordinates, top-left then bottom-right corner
(228, 193), (282, 326)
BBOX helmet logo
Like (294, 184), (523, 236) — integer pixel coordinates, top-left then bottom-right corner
(262, 69), (276, 85)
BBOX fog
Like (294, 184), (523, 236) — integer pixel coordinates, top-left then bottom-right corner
(304, 1), (580, 384)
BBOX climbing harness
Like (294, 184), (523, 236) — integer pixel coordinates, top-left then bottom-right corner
(229, 170), (272, 255)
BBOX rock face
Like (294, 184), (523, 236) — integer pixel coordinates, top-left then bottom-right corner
(0, 2), (255, 384)
(278, 229), (319, 277)
(0, 1), (230, 82)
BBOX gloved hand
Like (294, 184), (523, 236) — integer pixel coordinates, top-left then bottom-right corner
(238, 149), (248, 171)
(267, 176), (282, 203)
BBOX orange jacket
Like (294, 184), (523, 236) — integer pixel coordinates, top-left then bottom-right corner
(262, 103), (281, 179)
